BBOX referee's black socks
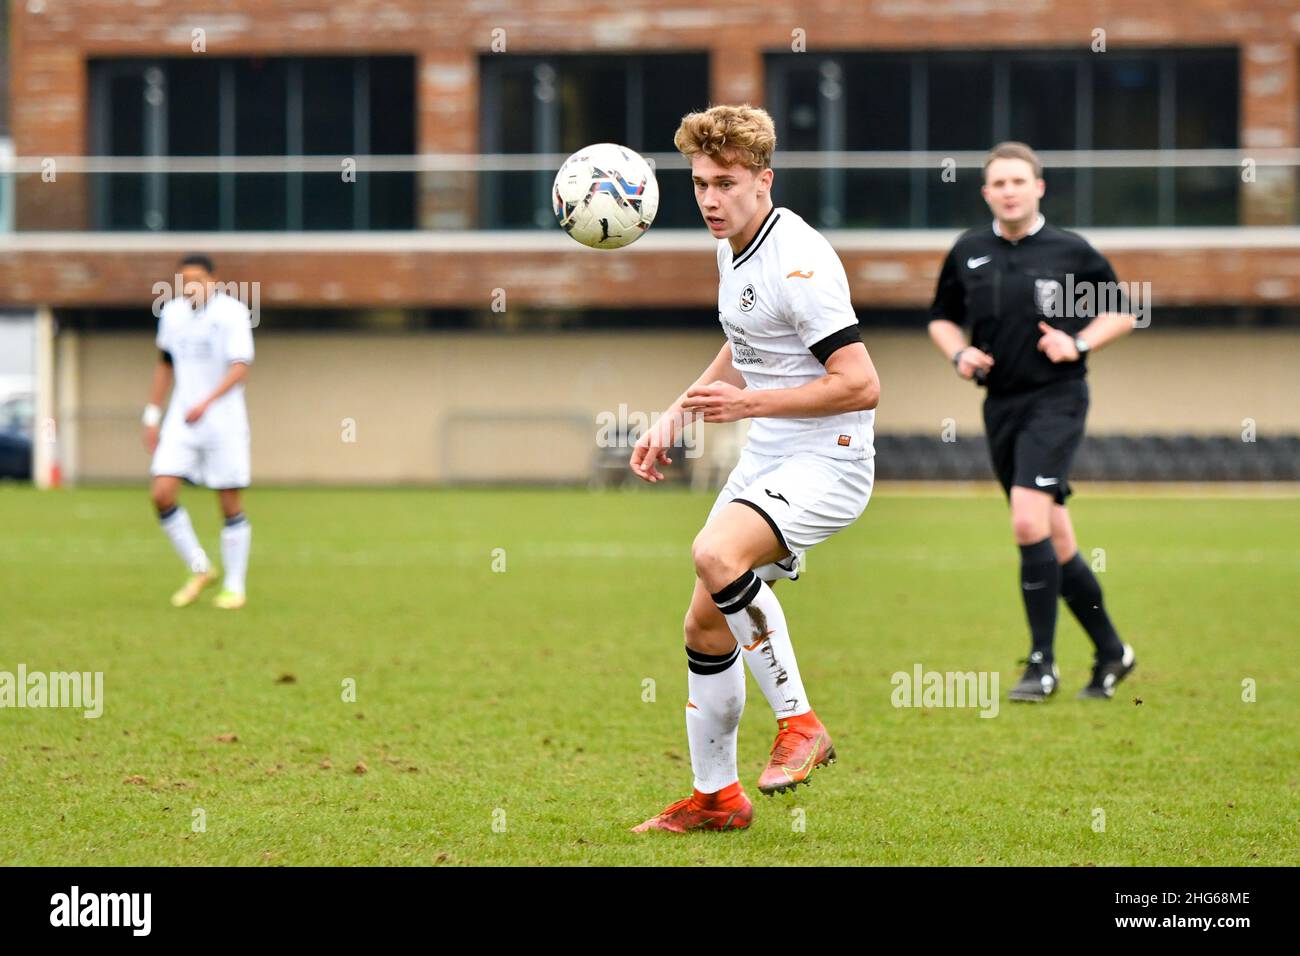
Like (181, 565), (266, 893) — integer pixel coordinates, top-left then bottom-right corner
(1019, 538), (1060, 662)
(1059, 552), (1126, 661)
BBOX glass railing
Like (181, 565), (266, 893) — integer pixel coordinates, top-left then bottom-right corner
(0, 150), (1294, 233)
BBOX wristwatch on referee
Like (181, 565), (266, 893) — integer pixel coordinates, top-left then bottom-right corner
(1073, 335), (1091, 356)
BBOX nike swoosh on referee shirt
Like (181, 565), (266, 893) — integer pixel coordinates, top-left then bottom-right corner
(966, 256), (992, 269)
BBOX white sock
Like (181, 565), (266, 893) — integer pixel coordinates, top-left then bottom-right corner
(685, 644), (745, 793)
(712, 570), (810, 720)
(220, 514), (251, 594)
(159, 506), (210, 574)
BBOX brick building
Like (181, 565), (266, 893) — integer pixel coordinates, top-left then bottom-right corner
(2, 0), (1298, 483)
(4, 0), (1299, 312)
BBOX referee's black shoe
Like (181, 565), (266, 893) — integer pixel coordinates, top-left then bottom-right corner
(1077, 644), (1137, 700)
(1008, 651), (1060, 702)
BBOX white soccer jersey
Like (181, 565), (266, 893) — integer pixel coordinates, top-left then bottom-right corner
(156, 291), (254, 435)
(716, 206), (873, 461)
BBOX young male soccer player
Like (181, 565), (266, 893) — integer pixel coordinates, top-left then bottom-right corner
(927, 142), (1137, 702)
(142, 254), (254, 610)
(629, 105), (881, 833)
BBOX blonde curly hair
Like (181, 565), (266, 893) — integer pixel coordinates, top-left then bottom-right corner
(673, 104), (776, 172)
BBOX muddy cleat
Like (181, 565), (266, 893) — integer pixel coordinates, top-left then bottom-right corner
(1008, 651), (1060, 702)
(631, 783), (753, 833)
(212, 590), (246, 610)
(170, 568), (218, 608)
(1077, 643), (1137, 699)
(757, 713), (835, 795)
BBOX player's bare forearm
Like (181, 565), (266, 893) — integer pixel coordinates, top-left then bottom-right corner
(716, 343), (879, 420)
(928, 318), (967, 358)
(203, 362), (250, 405)
(1077, 312), (1136, 352)
(148, 362), (173, 407)
(183, 362), (249, 424)
(662, 342), (742, 432)
(142, 362), (172, 451)
(630, 342), (738, 481)
(930, 318), (994, 379)
(1037, 311), (1135, 363)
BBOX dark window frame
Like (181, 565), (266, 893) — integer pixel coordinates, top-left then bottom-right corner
(766, 47), (1239, 228)
(88, 55), (415, 231)
(479, 52), (710, 229)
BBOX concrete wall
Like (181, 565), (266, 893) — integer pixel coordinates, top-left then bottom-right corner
(69, 328), (1300, 483)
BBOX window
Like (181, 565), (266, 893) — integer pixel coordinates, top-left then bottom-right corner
(767, 48), (1240, 228)
(88, 56), (416, 231)
(479, 53), (709, 228)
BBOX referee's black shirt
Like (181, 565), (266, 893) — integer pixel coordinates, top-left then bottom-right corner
(929, 216), (1124, 395)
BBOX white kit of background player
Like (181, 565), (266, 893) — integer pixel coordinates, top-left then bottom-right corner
(143, 256), (254, 610)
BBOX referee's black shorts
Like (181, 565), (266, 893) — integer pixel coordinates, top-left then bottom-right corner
(982, 378), (1089, 505)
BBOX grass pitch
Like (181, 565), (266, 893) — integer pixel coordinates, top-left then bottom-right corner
(1, 484), (1296, 866)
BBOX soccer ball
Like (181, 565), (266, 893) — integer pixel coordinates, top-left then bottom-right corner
(552, 143), (660, 249)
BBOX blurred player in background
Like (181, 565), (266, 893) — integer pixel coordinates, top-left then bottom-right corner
(927, 142), (1137, 701)
(630, 105), (881, 833)
(142, 254), (254, 610)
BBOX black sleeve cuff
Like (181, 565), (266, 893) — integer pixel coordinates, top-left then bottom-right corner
(159, 350), (173, 365)
(809, 324), (862, 365)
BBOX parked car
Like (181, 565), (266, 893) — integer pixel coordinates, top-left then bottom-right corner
(0, 392), (34, 480)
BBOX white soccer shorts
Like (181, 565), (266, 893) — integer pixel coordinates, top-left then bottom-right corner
(150, 422), (251, 490)
(704, 448), (874, 580)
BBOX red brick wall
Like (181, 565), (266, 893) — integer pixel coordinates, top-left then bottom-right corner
(7, 0), (1300, 305)
(3, 239), (1297, 309)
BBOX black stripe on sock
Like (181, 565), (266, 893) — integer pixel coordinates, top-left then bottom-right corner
(713, 574), (762, 614)
(686, 645), (733, 664)
(158, 505), (179, 521)
(224, 513), (247, 527)
(686, 646), (741, 675)
(710, 570), (757, 607)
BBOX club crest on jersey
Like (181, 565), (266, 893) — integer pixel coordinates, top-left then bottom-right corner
(739, 284), (757, 312)
(1034, 279), (1063, 316)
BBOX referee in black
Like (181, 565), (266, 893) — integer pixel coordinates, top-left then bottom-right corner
(927, 142), (1137, 702)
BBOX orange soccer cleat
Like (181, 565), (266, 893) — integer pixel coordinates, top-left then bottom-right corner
(758, 712), (836, 795)
(631, 782), (753, 833)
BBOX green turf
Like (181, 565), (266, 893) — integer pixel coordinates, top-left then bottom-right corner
(0, 484), (1296, 866)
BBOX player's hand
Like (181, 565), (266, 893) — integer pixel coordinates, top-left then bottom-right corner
(629, 418), (676, 483)
(142, 425), (160, 453)
(681, 381), (749, 423)
(1037, 322), (1080, 363)
(955, 347), (994, 380)
(184, 401), (209, 424)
